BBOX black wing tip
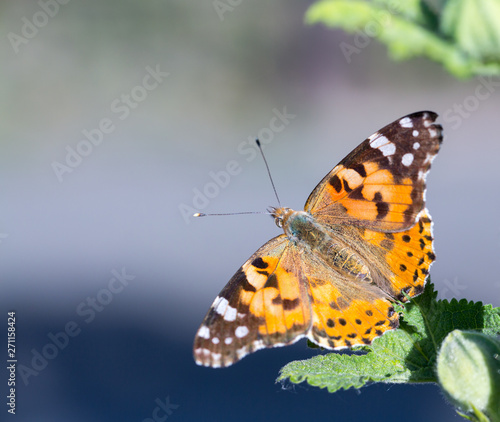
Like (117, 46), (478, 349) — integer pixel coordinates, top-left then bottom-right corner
(403, 111), (443, 144)
(406, 110), (438, 121)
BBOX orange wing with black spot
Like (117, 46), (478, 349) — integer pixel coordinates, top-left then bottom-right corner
(194, 235), (313, 368)
(300, 252), (399, 349)
(361, 209), (436, 301)
(305, 111), (442, 232)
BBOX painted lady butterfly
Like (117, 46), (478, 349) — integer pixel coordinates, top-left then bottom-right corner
(194, 111), (442, 367)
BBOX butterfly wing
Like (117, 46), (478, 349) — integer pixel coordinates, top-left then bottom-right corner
(194, 235), (313, 368)
(305, 111), (442, 232)
(194, 234), (400, 367)
(360, 208), (436, 301)
(298, 250), (399, 349)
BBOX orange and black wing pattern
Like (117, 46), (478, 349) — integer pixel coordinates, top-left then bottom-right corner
(194, 236), (312, 367)
(305, 111), (442, 232)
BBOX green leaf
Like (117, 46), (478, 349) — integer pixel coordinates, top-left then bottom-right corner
(441, 0), (500, 62)
(277, 282), (500, 393)
(305, 0), (500, 78)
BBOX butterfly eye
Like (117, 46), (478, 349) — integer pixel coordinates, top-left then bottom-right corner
(269, 206), (288, 229)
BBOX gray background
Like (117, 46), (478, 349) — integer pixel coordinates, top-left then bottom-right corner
(1, 1), (499, 421)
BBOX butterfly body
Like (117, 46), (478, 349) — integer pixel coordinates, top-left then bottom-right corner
(194, 111), (442, 368)
(273, 207), (372, 282)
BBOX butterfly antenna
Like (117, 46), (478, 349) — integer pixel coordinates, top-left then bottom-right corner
(256, 139), (281, 207)
(193, 211), (269, 218)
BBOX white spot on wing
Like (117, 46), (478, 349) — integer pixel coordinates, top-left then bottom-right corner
(224, 305), (237, 321)
(253, 339), (264, 348)
(194, 348), (212, 365)
(428, 128), (437, 137)
(197, 326), (210, 339)
(370, 135), (389, 148)
(379, 142), (396, 157)
(412, 130), (419, 137)
(235, 326), (249, 338)
(225, 337), (233, 345)
(236, 346), (248, 359)
(212, 337), (220, 344)
(402, 153), (414, 166)
(413, 142), (420, 150)
(195, 348), (210, 357)
(215, 297), (229, 315)
(399, 117), (413, 128)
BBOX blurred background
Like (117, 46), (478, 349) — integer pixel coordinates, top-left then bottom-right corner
(1, 1), (499, 421)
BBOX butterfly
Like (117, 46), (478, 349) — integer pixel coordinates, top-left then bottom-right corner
(194, 111), (442, 368)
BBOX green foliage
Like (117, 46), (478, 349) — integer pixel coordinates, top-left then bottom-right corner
(277, 282), (500, 400)
(305, 0), (500, 78)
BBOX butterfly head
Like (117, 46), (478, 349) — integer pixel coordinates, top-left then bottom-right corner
(268, 206), (294, 228)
